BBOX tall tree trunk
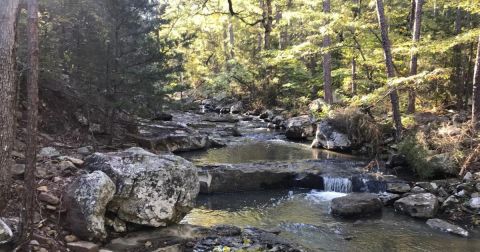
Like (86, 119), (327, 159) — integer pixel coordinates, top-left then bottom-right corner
(453, 6), (463, 109)
(352, 57), (357, 95)
(0, 0), (20, 213)
(407, 0), (424, 114)
(471, 35), (480, 125)
(408, 0), (416, 31)
(375, 0), (403, 139)
(228, 18), (235, 58)
(323, 0), (333, 104)
(262, 0), (272, 50)
(23, 0), (39, 240)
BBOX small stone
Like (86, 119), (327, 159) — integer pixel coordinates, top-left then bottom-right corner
(39, 192), (60, 205)
(411, 186), (426, 194)
(36, 186), (48, 192)
(426, 218), (469, 237)
(58, 160), (76, 171)
(11, 163), (25, 176)
(145, 241), (152, 248)
(386, 182), (411, 194)
(463, 172), (473, 182)
(476, 183), (480, 192)
(106, 218), (127, 233)
(65, 235), (78, 243)
(377, 192), (401, 206)
(39, 147), (61, 158)
(473, 172), (480, 181)
(59, 156), (84, 166)
(455, 190), (466, 197)
(415, 182), (438, 192)
(77, 146), (94, 156)
(467, 197), (480, 209)
(53, 177), (62, 183)
(29, 240), (40, 246)
(67, 241), (100, 252)
(38, 248), (48, 252)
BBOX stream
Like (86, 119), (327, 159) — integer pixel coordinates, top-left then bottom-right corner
(179, 125), (480, 251)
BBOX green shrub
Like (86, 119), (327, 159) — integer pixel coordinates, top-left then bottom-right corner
(398, 134), (438, 179)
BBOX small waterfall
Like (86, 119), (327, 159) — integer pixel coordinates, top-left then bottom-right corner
(323, 177), (352, 193)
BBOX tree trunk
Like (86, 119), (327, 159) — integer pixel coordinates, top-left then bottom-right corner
(472, 35), (480, 125)
(228, 18), (235, 58)
(323, 0), (333, 104)
(0, 0), (19, 213)
(453, 6), (463, 109)
(262, 0), (272, 50)
(352, 57), (357, 95)
(23, 0), (39, 240)
(407, 0), (424, 114)
(375, 0), (403, 140)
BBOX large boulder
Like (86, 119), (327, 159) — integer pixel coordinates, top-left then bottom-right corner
(330, 193), (383, 217)
(311, 121), (351, 151)
(426, 218), (469, 237)
(0, 219), (13, 245)
(65, 171), (116, 240)
(394, 193), (439, 218)
(84, 147), (199, 227)
(285, 115), (316, 140)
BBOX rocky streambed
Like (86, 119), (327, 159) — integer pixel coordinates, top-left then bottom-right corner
(2, 111), (480, 252)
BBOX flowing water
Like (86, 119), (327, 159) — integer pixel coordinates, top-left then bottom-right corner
(181, 126), (480, 251)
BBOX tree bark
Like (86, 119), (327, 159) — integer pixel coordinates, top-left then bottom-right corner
(375, 0), (403, 140)
(352, 57), (357, 95)
(407, 0), (424, 114)
(323, 0), (333, 104)
(0, 0), (20, 213)
(262, 0), (272, 50)
(228, 18), (235, 58)
(453, 6), (463, 109)
(472, 35), (480, 125)
(23, 0), (39, 240)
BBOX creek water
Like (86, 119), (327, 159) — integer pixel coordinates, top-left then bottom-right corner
(180, 127), (480, 252)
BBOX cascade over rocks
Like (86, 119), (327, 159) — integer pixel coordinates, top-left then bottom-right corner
(394, 193), (439, 218)
(285, 115), (316, 140)
(84, 147), (199, 227)
(198, 159), (368, 193)
(330, 193), (383, 217)
(311, 121), (352, 151)
(65, 171), (116, 240)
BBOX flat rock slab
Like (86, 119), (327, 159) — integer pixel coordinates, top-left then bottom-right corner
(128, 122), (209, 152)
(67, 241), (99, 252)
(198, 159), (368, 193)
(426, 218), (469, 237)
(331, 193), (383, 217)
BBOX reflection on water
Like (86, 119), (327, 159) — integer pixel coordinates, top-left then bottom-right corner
(182, 190), (480, 252)
(180, 140), (358, 165)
